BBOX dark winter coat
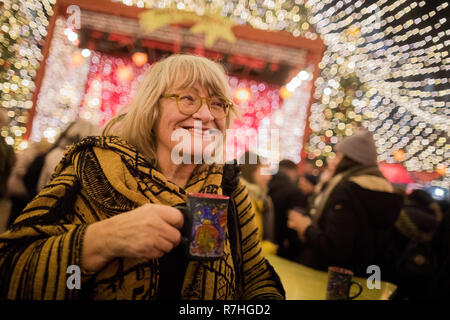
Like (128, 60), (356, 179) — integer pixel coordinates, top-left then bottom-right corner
(430, 206), (450, 299)
(297, 166), (403, 279)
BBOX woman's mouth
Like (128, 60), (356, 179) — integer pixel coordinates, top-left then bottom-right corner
(181, 126), (213, 137)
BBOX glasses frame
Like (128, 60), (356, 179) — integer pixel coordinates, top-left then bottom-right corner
(161, 93), (232, 120)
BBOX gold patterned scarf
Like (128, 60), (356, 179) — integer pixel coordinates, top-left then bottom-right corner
(0, 136), (284, 300)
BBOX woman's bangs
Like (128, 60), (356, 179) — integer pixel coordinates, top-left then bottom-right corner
(169, 60), (228, 98)
(169, 64), (197, 91)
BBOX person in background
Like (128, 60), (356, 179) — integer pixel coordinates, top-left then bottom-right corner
(36, 119), (99, 192)
(0, 109), (15, 233)
(278, 159), (299, 184)
(0, 110), (14, 194)
(298, 174), (316, 198)
(300, 155), (342, 222)
(268, 159), (308, 261)
(430, 198), (450, 299)
(6, 140), (52, 227)
(390, 189), (443, 299)
(239, 151), (277, 254)
(297, 159), (320, 198)
(287, 129), (403, 279)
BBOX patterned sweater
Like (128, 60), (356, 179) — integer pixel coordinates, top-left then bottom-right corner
(0, 136), (285, 300)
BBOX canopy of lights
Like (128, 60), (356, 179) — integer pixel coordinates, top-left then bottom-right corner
(0, 0), (448, 187)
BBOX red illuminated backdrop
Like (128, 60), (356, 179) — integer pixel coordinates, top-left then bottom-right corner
(27, 0), (325, 164)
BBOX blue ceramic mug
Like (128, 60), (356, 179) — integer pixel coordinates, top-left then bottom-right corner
(175, 193), (229, 260)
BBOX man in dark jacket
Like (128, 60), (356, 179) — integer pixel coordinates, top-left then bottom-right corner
(268, 159), (308, 261)
(287, 130), (403, 279)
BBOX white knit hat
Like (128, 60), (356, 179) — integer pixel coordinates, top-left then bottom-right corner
(335, 129), (378, 166)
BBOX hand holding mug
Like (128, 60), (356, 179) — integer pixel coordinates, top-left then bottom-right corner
(82, 203), (184, 273)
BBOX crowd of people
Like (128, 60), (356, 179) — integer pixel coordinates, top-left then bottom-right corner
(241, 130), (449, 300)
(0, 54), (448, 300)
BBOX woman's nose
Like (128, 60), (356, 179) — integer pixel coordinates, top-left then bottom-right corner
(192, 99), (214, 121)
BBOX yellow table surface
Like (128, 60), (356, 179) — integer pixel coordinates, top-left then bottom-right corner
(266, 254), (397, 300)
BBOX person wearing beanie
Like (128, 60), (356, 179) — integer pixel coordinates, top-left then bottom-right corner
(287, 129), (404, 279)
(335, 129), (378, 166)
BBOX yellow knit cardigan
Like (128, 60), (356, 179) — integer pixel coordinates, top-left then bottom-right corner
(0, 136), (284, 300)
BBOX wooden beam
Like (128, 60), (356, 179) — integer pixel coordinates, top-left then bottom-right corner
(57, 0), (325, 52)
(232, 26), (324, 54)
(58, 0), (142, 20)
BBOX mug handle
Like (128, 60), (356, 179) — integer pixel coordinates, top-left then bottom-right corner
(348, 281), (362, 300)
(174, 205), (191, 247)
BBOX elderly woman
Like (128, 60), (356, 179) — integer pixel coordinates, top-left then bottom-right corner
(0, 54), (284, 300)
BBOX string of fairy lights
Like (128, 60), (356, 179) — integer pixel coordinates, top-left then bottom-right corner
(0, 0), (56, 150)
(114, 0), (318, 39)
(0, 0), (448, 186)
(305, 0), (449, 187)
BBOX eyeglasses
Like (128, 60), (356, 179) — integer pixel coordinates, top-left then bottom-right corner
(161, 93), (232, 120)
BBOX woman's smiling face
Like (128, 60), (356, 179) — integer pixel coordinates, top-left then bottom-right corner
(156, 83), (227, 164)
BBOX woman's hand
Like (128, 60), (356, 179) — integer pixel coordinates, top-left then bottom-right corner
(287, 209), (312, 243)
(82, 203), (184, 273)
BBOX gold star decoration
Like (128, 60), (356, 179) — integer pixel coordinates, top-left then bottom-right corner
(139, 9), (236, 48)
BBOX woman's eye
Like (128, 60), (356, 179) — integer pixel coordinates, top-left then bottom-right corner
(180, 95), (195, 102)
(211, 99), (225, 108)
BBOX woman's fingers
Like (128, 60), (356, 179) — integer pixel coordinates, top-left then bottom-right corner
(158, 222), (182, 246)
(101, 203), (187, 260)
(153, 236), (175, 254)
(155, 205), (184, 230)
